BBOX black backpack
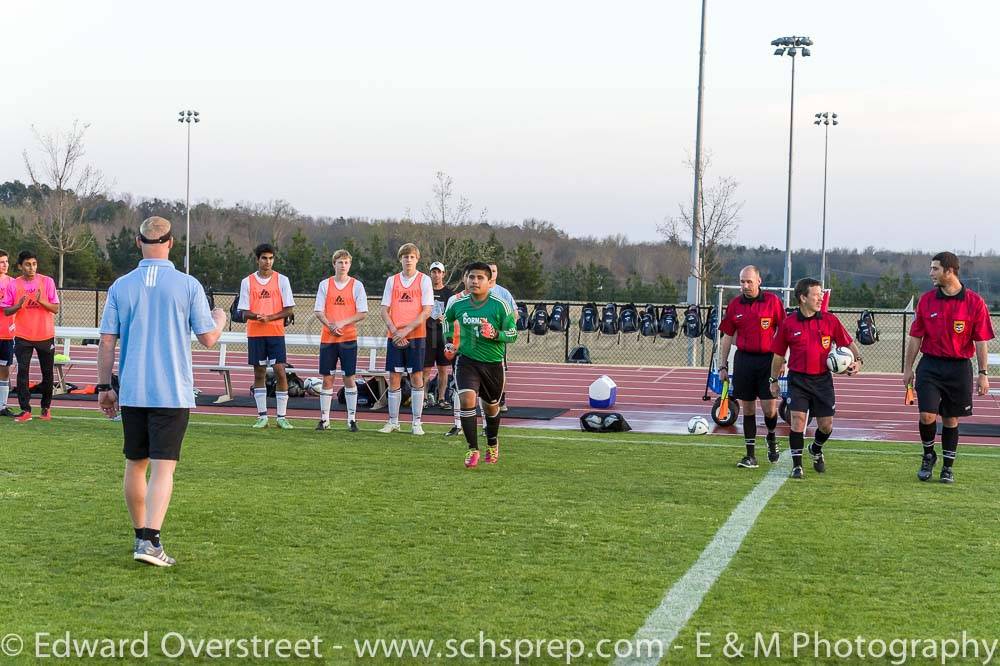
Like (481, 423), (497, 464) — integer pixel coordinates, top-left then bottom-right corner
(658, 305), (679, 339)
(639, 304), (658, 337)
(567, 345), (592, 363)
(549, 303), (569, 332)
(337, 378), (383, 409)
(856, 310), (880, 345)
(580, 411), (632, 433)
(703, 306), (718, 340)
(229, 295), (245, 324)
(619, 303), (639, 334)
(683, 304), (703, 338)
(579, 303), (599, 333)
(600, 303), (619, 335)
(531, 304), (550, 336)
(515, 303), (529, 331)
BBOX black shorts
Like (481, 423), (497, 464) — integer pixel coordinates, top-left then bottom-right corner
(455, 355), (506, 405)
(787, 371), (836, 418)
(423, 340), (450, 368)
(916, 355), (974, 418)
(320, 341), (358, 376)
(732, 350), (775, 401)
(122, 407), (190, 461)
(0, 339), (13, 366)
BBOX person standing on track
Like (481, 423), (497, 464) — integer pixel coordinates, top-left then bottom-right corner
(770, 278), (863, 479)
(902, 252), (994, 484)
(0, 249), (15, 417)
(718, 265), (786, 468)
(238, 243), (296, 430)
(97, 216), (226, 567)
(424, 261), (455, 409)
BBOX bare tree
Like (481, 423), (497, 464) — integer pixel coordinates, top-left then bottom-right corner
(263, 199), (299, 247)
(416, 171), (487, 283)
(22, 120), (106, 287)
(658, 153), (743, 304)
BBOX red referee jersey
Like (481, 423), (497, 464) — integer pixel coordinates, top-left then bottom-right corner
(771, 310), (853, 375)
(719, 291), (786, 353)
(909, 285), (995, 359)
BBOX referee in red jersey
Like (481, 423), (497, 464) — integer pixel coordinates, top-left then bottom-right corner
(770, 278), (863, 479)
(902, 252), (994, 484)
(718, 266), (786, 468)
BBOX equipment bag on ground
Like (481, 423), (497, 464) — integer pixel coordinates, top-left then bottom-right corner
(579, 411), (632, 433)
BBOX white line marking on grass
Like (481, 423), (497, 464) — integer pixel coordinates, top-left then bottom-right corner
(615, 462), (789, 666)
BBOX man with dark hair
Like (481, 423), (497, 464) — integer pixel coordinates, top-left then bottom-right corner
(98, 216), (226, 566)
(238, 243), (296, 429)
(1, 250), (60, 422)
(445, 262), (518, 468)
(424, 261), (455, 408)
(770, 277), (863, 479)
(903, 251), (994, 483)
(0, 249), (15, 416)
(718, 265), (786, 468)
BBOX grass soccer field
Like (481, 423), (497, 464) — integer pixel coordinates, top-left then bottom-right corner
(2, 408), (1000, 665)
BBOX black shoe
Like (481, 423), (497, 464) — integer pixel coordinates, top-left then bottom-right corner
(790, 466), (804, 479)
(445, 426), (461, 437)
(767, 441), (781, 463)
(809, 444), (826, 474)
(736, 455), (759, 469)
(499, 404), (509, 413)
(0, 407), (16, 418)
(315, 420), (330, 431)
(940, 467), (955, 484)
(348, 421), (359, 432)
(917, 453), (937, 482)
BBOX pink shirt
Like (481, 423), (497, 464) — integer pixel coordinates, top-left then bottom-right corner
(1, 274), (60, 341)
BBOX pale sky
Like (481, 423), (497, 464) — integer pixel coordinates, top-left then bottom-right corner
(3, 1), (998, 252)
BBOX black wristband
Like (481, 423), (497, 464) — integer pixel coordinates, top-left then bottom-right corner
(96, 383), (113, 392)
(980, 370), (989, 376)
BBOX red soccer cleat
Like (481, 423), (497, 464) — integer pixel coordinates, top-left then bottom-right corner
(464, 449), (480, 468)
(14, 412), (32, 423)
(39, 409), (52, 421)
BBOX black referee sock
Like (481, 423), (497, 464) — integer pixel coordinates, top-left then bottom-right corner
(134, 527), (143, 540)
(811, 428), (831, 455)
(919, 421), (937, 456)
(460, 410), (478, 449)
(789, 431), (805, 469)
(142, 528), (161, 548)
(743, 415), (757, 457)
(764, 414), (778, 438)
(941, 426), (959, 468)
(484, 413), (501, 445)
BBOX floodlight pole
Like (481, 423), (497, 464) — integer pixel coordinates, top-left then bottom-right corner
(815, 111), (838, 288)
(687, 0), (708, 366)
(178, 109), (200, 274)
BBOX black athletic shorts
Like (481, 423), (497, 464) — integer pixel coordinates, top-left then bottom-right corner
(423, 340), (449, 368)
(916, 355), (974, 418)
(0, 339), (13, 366)
(455, 355), (505, 405)
(122, 407), (191, 461)
(732, 350), (775, 401)
(787, 370), (836, 418)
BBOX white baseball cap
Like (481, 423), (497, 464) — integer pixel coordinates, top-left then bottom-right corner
(429, 261), (445, 271)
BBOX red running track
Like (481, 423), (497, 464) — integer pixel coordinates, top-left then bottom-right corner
(16, 346), (1000, 445)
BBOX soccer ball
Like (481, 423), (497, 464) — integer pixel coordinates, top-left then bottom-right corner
(303, 377), (324, 396)
(827, 346), (854, 374)
(687, 416), (710, 435)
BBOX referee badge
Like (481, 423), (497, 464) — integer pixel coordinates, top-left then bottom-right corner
(760, 317), (773, 330)
(821, 335), (832, 350)
(954, 320), (966, 333)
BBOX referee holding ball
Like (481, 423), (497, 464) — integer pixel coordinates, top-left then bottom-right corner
(902, 252), (994, 484)
(770, 278), (863, 479)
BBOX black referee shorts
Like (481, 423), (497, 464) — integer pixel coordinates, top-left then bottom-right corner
(916, 355), (974, 418)
(731, 350), (775, 401)
(787, 371), (836, 418)
(455, 355), (506, 405)
(122, 407), (191, 461)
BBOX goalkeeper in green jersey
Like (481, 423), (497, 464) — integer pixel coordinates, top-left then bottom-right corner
(444, 262), (518, 468)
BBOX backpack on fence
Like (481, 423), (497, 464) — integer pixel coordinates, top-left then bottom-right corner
(658, 305), (679, 338)
(856, 310), (880, 345)
(600, 303), (619, 335)
(639, 304), (658, 337)
(618, 303), (639, 334)
(683, 304), (703, 339)
(703, 306), (718, 340)
(229, 295), (245, 324)
(549, 302), (569, 332)
(531, 304), (550, 336)
(515, 303), (529, 331)
(579, 302), (599, 333)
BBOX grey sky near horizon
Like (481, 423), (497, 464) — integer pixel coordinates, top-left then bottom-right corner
(3, 1), (998, 253)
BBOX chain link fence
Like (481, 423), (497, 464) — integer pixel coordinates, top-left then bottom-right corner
(55, 290), (1000, 374)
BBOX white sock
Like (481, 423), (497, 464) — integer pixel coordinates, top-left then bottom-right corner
(253, 387), (267, 416)
(453, 391), (461, 427)
(319, 388), (333, 422)
(345, 387), (358, 422)
(276, 391), (288, 418)
(411, 389), (424, 423)
(0, 380), (8, 408)
(478, 397), (484, 418)
(388, 389), (401, 423)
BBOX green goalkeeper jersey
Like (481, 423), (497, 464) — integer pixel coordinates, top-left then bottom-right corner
(444, 293), (517, 363)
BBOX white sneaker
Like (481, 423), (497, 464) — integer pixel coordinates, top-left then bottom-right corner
(378, 422), (400, 434)
(411, 422), (425, 436)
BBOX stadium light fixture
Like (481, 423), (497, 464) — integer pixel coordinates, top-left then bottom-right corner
(772, 35), (813, 306)
(685, 0), (710, 367)
(177, 109), (201, 274)
(814, 111), (839, 287)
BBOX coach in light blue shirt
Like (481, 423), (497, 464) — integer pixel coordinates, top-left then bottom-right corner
(487, 261), (517, 311)
(97, 216), (226, 569)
